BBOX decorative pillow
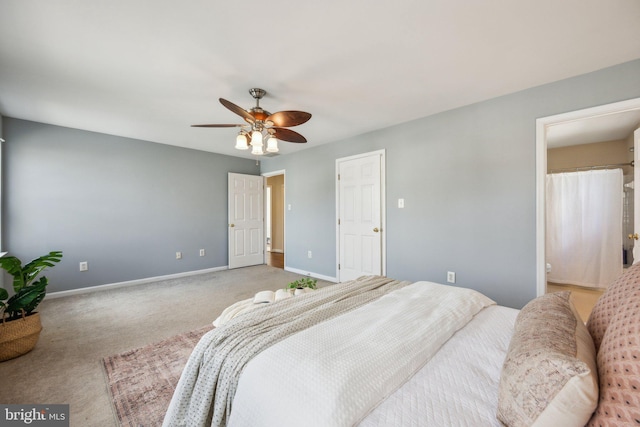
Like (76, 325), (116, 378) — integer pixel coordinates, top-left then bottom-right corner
(587, 262), (640, 351)
(497, 291), (599, 427)
(587, 288), (640, 426)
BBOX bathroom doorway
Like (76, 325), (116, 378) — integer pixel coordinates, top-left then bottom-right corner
(537, 98), (640, 320)
(264, 171), (285, 269)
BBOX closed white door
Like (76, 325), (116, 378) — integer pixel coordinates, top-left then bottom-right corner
(228, 173), (264, 269)
(337, 151), (384, 282)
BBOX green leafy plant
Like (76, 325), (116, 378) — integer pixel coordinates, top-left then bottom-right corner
(0, 251), (63, 321)
(286, 277), (317, 290)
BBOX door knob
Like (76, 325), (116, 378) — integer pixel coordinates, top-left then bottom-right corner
(373, 227), (379, 233)
(229, 224), (235, 228)
(629, 233), (639, 240)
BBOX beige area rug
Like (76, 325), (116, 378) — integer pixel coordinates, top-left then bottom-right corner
(102, 325), (213, 427)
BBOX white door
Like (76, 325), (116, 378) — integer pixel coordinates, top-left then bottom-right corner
(633, 128), (640, 263)
(337, 151), (385, 282)
(228, 173), (264, 269)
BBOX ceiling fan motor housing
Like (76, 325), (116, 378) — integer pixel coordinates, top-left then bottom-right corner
(246, 88), (270, 123)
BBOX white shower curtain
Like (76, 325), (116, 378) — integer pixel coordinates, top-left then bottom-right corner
(546, 169), (623, 288)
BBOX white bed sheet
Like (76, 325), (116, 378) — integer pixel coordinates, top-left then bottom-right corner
(360, 305), (518, 427)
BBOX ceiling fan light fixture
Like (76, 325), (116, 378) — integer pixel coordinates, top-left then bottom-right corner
(251, 144), (264, 155)
(235, 133), (248, 150)
(266, 136), (279, 153)
(192, 88), (310, 157)
(250, 130), (263, 147)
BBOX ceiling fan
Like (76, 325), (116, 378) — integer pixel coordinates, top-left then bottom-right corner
(192, 88), (312, 155)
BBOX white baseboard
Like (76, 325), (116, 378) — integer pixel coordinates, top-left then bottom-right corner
(284, 266), (337, 283)
(46, 266), (229, 299)
(269, 249), (284, 253)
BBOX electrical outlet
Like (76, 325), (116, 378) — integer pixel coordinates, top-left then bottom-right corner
(199, 249), (205, 257)
(308, 250), (312, 259)
(447, 271), (456, 283)
(398, 198), (405, 208)
(79, 261), (88, 272)
(176, 252), (182, 260)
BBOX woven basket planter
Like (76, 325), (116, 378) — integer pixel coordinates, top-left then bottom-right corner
(0, 312), (42, 362)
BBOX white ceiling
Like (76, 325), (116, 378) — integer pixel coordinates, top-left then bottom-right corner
(1, 1), (639, 159)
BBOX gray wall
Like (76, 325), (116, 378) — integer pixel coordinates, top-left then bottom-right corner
(262, 59), (640, 309)
(3, 60), (639, 303)
(2, 118), (258, 292)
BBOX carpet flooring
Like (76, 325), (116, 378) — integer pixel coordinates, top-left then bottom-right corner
(0, 265), (330, 427)
(102, 326), (212, 427)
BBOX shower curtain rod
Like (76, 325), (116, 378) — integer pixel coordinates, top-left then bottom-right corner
(549, 161), (634, 173)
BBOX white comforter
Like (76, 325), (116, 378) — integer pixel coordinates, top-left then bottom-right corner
(228, 281), (495, 427)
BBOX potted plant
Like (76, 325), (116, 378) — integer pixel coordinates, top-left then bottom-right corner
(0, 250), (63, 361)
(286, 277), (317, 294)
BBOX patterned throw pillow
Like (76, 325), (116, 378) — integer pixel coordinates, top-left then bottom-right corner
(587, 263), (640, 351)
(587, 288), (640, 426)
(497, 292), (598, 427)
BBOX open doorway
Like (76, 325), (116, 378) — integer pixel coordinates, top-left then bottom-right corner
(264, 171), (285, 269)
(536, 98), (640, 321)
(546, 140), (632, 321)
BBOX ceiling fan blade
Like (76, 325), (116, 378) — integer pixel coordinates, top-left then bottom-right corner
(273, 127), (307, 143)
(191, 124), (243, 128)
(266, 111), (312, 127)
(219, 98), (255, 123)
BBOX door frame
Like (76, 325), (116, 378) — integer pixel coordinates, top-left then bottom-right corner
(262, 169), (286, 265)
(335, 149), (386, 282)
(634, 128), (640, 264)
(535, 97), (640, 297)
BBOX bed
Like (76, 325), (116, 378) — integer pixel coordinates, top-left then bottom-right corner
(163, 267), (640, 427)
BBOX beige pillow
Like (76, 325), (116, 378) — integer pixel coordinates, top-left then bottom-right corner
(497, 291), (598, 427)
